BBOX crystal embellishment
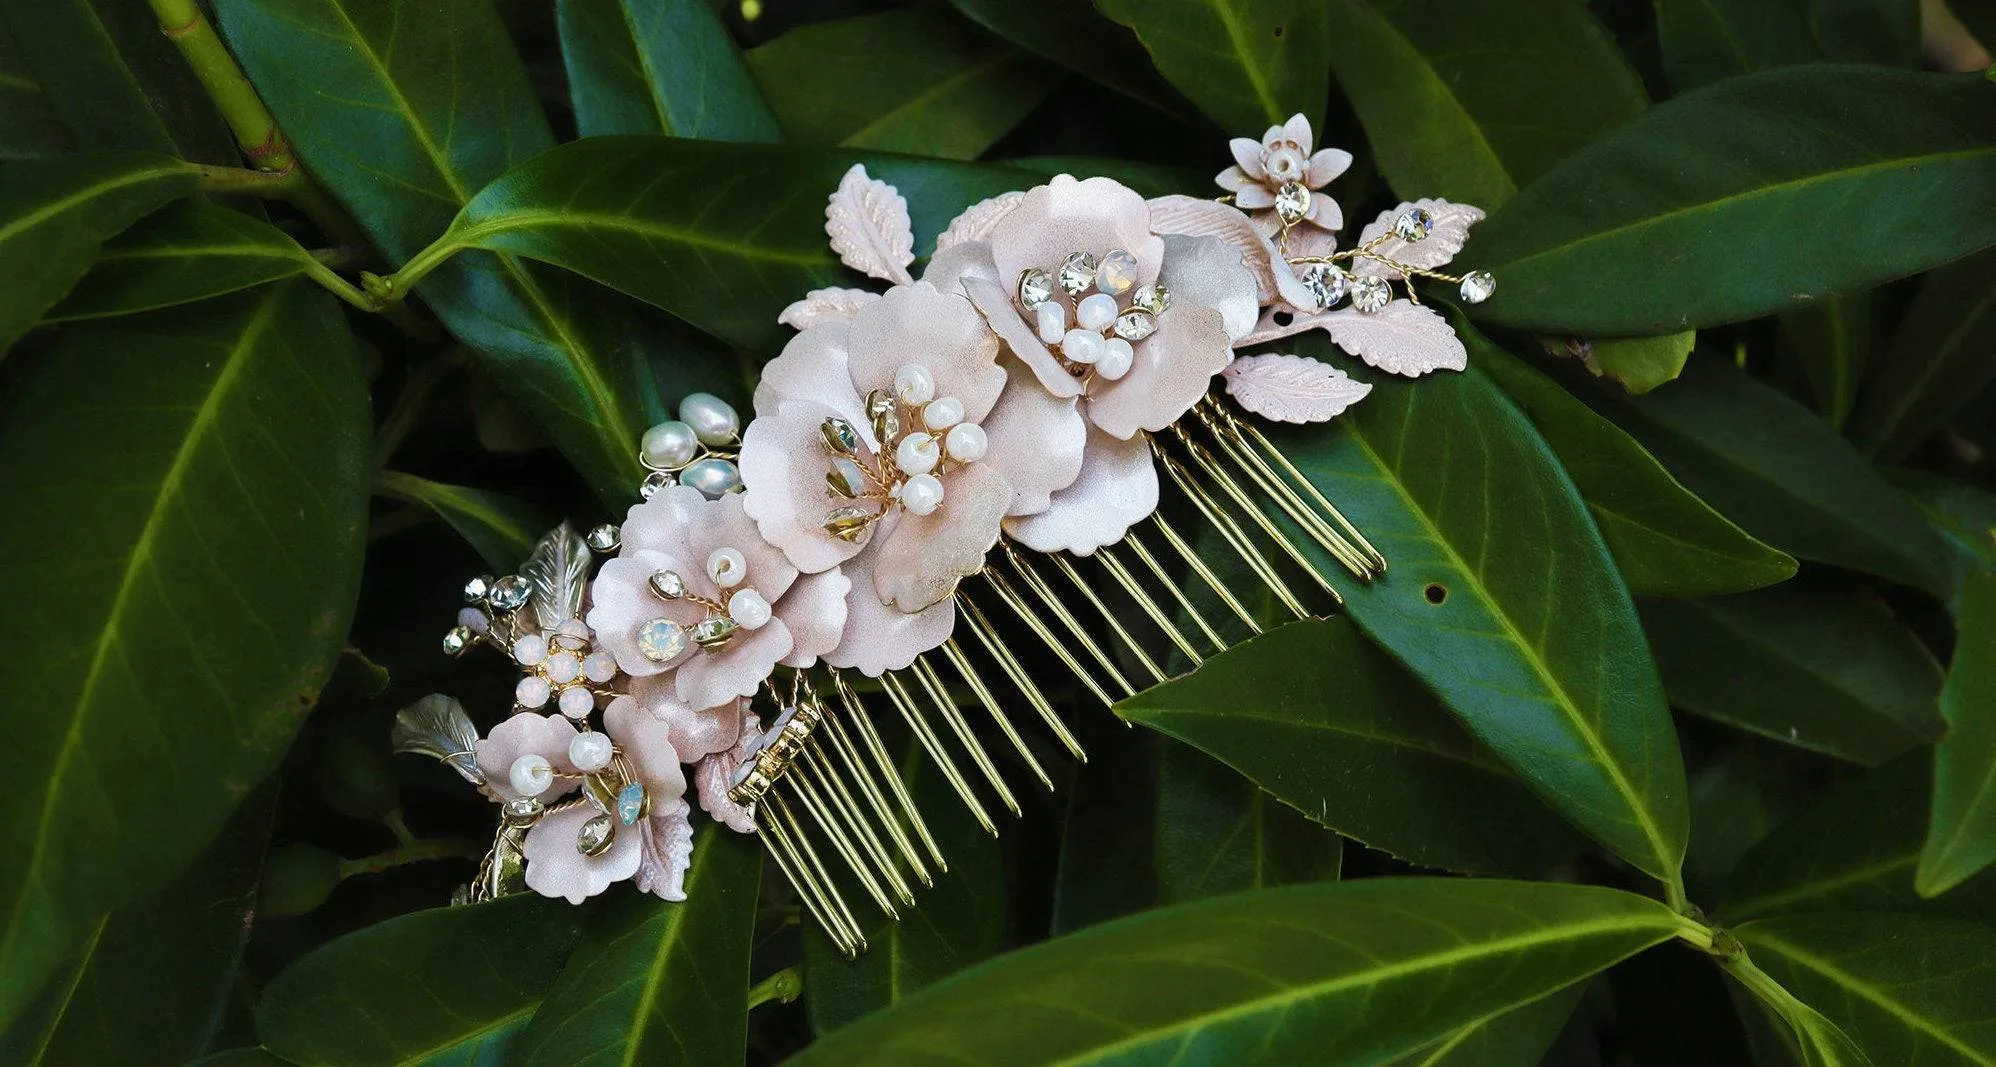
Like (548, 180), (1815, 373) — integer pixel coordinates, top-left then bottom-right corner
(824, 505), (874, 542)
(585, 524), (620, 552)
(1095, 250), (1138, 296)
(1394, 208), (1434, 242)
(1113, 309), (1157, 342)
(820, 416), (860, 455)
(639, 470), (674, 499)
(1274, 182), (1311, 225)
(1017, 268), (1055, 310)
(693, 615), (739, 650)
(1350, 274), (1392, 314)
(637, 618), (687, 663)
(827, 456), (867, 498)
(1299, 263), (1348, 310)
(615, 781), (647, 825)
(576, 812), (615, 856)
(1132, 282), (1170, 315)
(1459, 270), (1497, 304)
(487, 575), (530, 612)
(1058, 251), (1098, 297)
(648, 570), (686, 600)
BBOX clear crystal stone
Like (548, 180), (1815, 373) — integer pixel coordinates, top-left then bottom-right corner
(1017, 267), (1055, 309)
(639, 470), (674, 499)
(616, 781), (647, 825)
(865, 389), (899, 444)
(487, 575), (530, 612)
(585, 524), (620, 552)
(637, 618), (686, 662)
(648, 569), (686, 600)
(1350, 274), (1392, 313)
(441, 626), (473, 657)
(1095, 250), (1138, 295)
(1299, 263), (1348, 309)
(827, 456), (867, 498)
(1113, 309), (1157, 342)
(820, 416), (860, 455)
(824, 505), (875, 542)
(1132, 283), (1170, 315)
(503, 796), (543, 823)
(1394, 207), (1434, 242)
(1459, 270), (1496, 304)
(1274, 182), (1311, 225)
(463, 575), (493, 604)
(1058, 251), (1098, 297)
(576, 812), (616, 856)
(693, 615), (738, 650)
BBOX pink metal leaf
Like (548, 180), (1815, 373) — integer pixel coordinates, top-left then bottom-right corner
(1352, 199), (1485, 279)
(1222, 352), (1372, 424)
(1325, 300), (1468, 377)
(777, 286), (882, 330)
(936, 191), (1024, 252)
(826, 164), (915, 284)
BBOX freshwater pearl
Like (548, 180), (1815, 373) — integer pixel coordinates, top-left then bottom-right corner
(680, 457), (741, 499)
(512, 633), (547, 667)
(582, 651), (617, 683)
(923, 396), (964, 430)
(509, 754), (554, 797)
(894, 364), (935, 406)
(516, 674), (551, 709)
(568, 731), (614, 772)
(678, 392), (740, 445)
(557, 685), (594, 719)
(706, 547), (747, 588)
(901, 474), (944, 516)
(895, 432), (939, 476)
(1036, 301), (1067, 344)
(1062, 328), (1105, 365)
(1076, 292), (1118, 331)
(1096, 337), (1135, 381)
(728, 588), (772, 630)
(640, 420), (700, 468)
(944, 422), (987, 462)
(544, 652), (581, 684)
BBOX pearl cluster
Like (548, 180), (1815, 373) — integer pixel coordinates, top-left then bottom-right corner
(818, 362), (985, 541)
(635, 545), (773, 665)
(1016, 249), (1169, 384)
(638, 392), (744, 501)
(511, 617), (617, 718)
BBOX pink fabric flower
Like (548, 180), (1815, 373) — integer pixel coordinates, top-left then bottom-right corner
(694, 704), (765, 834)
(633, 797), (697, 901)
(1215, 112), (1352, 231)
(473, 712), (580, 803)
(522, 803), (642, 904)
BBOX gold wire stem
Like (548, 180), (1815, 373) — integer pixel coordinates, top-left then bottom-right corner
(973, 575), (1116, 709)
(1149, 515), (1262, 635)
(1000, 543), (1136, 698)
(1123, 530), (1228, 653)
(1097, 545), (1204, 666)
(1049, 553), (1168, 686)
(1154, 444), (1310, 619)
(1191, 404), (1374, 580)
(762, 794), (863, 955)
(788, 756), (900, 916)
(814, 683), (934, 887)
(959, 595), (1086, 759)
(909, 656), (1022, 816)
(767, 790), (868, 947)
(940, 639), (1054, 790)
(829, 670), (946, 873)
(1215, 403), (1388, 573)
(1170, 429), (1344, 607)
(880, 670), (998, 835)
(799, 746), (914, 907)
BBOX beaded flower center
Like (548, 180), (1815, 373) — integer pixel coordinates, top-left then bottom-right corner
(816, 362), (989, 543)
(1014, 249), (1170, 385)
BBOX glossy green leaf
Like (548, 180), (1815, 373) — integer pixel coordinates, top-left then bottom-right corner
(0, 281), (369, 1032)
(514, 828), (760, 1066)
(1385, 986), (1586, 1067)
(1738, 913), (1996, 1066)
(1478, 341), (1795, 597)
(1896, 471), (1996, 614)
(374, 470), (551, 572)
(1810, 0), (1921, 68)
(1320, 0), (1647, 206)
(428, 137), (1034, 355)
(45, 199), (315, 321)
(1779, 293), (1871, 428)
(555, 0), (779, 140)
(1269, 348), (1689, 886)
(1724, 954), (1880, 1067)
(1581, 332), (1695, 395)
(1918, 570), (1996, 895)
(1120, 619), (1589, 877)
(1093, 0), (1329, 134)
(1651, 0), (1820, 92)
(1684, 740), (1813, 898)
(747, 8), (1054, 160)
(790, 878), (1684, 1067)
(0, 25), (65, 159)
(1721, 753), (1996, 925)
(1640, 583), (1945, 764)
(213, 0), (660, 501)
(259, 894), (584, 1065)
(1851, 249), (1996, 461)
(1469, 66), (1996, 336)
(946, 0), (1183, 108)
(1594, 354), (1952, 595)
(0, 151), (197, 353)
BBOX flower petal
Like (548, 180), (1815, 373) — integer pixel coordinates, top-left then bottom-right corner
(673, 617), (794, 711)
(1228, 137), (1266, 179)
(962, 274), (1082, 400)
(586, 547), (700, 678)
(524, 804), (643, 904)
(979, 360), (1087, 516)
(1282, 112), (1313, 153)
(694, 712), (762, 834)
(922, 238), (999, 298)
(778, 567), (852, 668)
(1086, 303), (1233, 440)
(985, 175), (1164, 301)
(825, 564), (956, 676)
(634, 797), (696, 901)
(1260, 124), (1284, 148)
(1004, 427), (1159, 556)
(1214, 165), (1253, 193)
(845, 280), (1007, 423)
(872, 461), (1010, 612)
(1234, 184), (1276, 210)
(754, 321), (865, 424)
(740, 399), (873, 575)
(605, 690), (692, 795)
(1305, 195), (1345, 231)
(1306, 147), (1352, 188)
(1160, 233), (1260, 341)
(474, 713), (580, 802)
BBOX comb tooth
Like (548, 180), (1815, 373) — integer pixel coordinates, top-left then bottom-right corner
(1211, 398), (1387, 574)
(1096, 545), (1203, 667)
(785, 758), (900, 917)
(760, 796), (862, 957)
(1123, 530), (1228, 654)
(1191, 402), (1374, 581)
(799, 745), (915, 907)
(1154, 442), (1310, 619)
(1150, 514), (1262, 635)
(830, 670), (946, 873)
(767, 790), (868, 952)
(817, 677), (935, 885)
(1000, 543), (1136, 698)
(880, 670), (998, 835)
(975, 572), (1116, 708)
(940, 639), (1054, 791)
(958, 595), (1085, 760)
(1170, 427), (1345, 607)
(1047, 552), (1167, 686)
(910, 656), (1022, 815)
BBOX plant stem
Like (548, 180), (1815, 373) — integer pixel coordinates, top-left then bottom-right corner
(746, 966), (803, 1011)
(337, 837), (482, 880)
(378, 235), (467, 301)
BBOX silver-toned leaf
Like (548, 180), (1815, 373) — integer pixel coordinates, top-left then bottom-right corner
(520, 522), (591, 631)
(826, 164), (915, 285)
(1222, 352), (1373, 423)
(1351, 199), (1485, 279)
(391, 693), (485, 785)
(935, 190), (1025, 252)
(777, 286), (882, 330)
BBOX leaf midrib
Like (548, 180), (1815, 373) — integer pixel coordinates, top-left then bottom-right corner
(0, 162), (188, 244)
(1343, 0), (1514, 203)
(1746, 929), (1996, 1065)
(449, 208), (831, 267)
(840, 51), (1019, 149)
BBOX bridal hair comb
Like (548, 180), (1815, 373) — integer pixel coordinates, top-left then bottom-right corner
(395, 112), (1492, 954)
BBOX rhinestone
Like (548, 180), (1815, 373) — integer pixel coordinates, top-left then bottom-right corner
(639, 470), (674, 499)
(1394, 207), (1434, 242)
(1132, 283), (1170, 315)
(1274, 182), (1311, 225)
(681, 457), (740, 499)
(1459, 270), (1496, 304)
(1058, 251), (1098, 297)
(1096, 250), (1138, 296)
(1299, 263), (1348, 309)
(1113, 309), (1158, 342)
(503, 796), (543, 823)
(1350, 274), (1392, 313)
(865, 389), (900, 444)
(616, 781), (648, 825)
(441, 626), (473, 657)
(576, 813), (616, 856)
(648, 570), (685, 600)
(824, 505), (875, 542)
(1016, 268), (1055, 310)
(512, 633), (547, 666)
(693, 615), (738, 650)
(827, 456), (867, 498)
(585, 524), (620, 553)
(820, 416), (860, 455)
(637, 618), (687, 663)
(462, 575), (494, 604)
(487, 575), (530, 612)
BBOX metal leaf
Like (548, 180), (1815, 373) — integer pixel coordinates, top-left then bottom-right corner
(391, 693), (484, 785)
(520, 521), (591, 631)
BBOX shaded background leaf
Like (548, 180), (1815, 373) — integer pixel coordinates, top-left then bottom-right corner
(1092, 0), (1328, 134)
(1918, 570), (1996, 896)
(555, 0), (780, 140)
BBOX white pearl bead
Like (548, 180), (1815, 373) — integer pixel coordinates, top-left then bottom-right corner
(516, 674), (551, 709)
(512, 633), (546, 666)
(729, 588), (772, 630)
(509, 754), (553, 796)
(1062, 328), (1105, 365)
(680, 457), (741, 499)
(678, 392), (740, 445)
(558, 685), (595, 719)
(1097, 337), (1135, 381)
(706, 547), (747, 588)
(1076, 292), (1118, 331)
(582, 651), (617, 683)
(895, 432), (939, 476)
(1036, 301), (1067, 344)
(901, 473), (944, 516)
(894, 364), (935, 406)
(569, 731), (614, 772)
(640, 420), (700, 468)
(944, 422), (987, 462)
(544, 652), (581, 684)
(923, 396), (964, 430)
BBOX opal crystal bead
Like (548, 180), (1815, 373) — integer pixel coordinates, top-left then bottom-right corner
(637, 618), (687, 663)
(1095, 250), (1138, 296)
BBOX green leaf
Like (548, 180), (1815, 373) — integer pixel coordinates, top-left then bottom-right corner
(1120, 619), (1589, 877)
(1724, 952), (1880, 1067)
(1684, 740), (1813, 899)
(1640, 583), (1945, 764)
(789, 878), (1685, 1067)
(1918, 570), (1996, 895)
(554, 0), (780, 140)
(1269, 349), (1690, 887)
(1092, 0), (1329, 134)
(1468, 66), (1996, 336)
(0, 281), (370, 1032)
(1721, 753), (1996, 925)
(945, 0), (1183, 109)
(213, 0), (660, 502)
(513, 828), (761, 1066)
(1592, 354), (1952, 595)
(0, 24), (66, 159)
(1737, 913), (1996, 1066)
(746, 8), (1055, 161)
(1320, 0), (1647, 206)
(1384, 985), (1586, 1067)
(1851, 249), (1996, 461)
(1477, 340), (1795, 597)
(373, 470), (552, 572)
(1895, 471), (1996, 614)
(427, 137), (1035, 356)
(1579, 332), (1695, 395)
(0, 151), (198, 353)
(1651, 0), (1821, 93)
(45, 199), (315, 321)
(258, 895), (584, 1065)
(1779, 293), (1871, 428)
